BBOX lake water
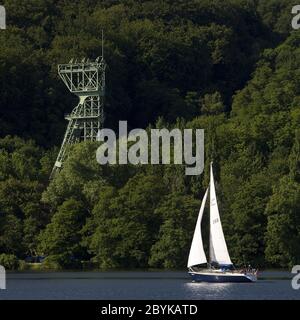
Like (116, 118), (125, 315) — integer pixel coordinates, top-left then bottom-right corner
(0, 271), (299, 300)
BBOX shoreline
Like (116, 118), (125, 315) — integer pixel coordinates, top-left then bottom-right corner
(5, 270), (293, 280)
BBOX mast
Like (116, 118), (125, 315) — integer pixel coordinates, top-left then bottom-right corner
(209, 162), (216, 264)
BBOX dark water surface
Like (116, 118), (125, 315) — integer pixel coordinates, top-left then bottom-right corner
(0, 271), (299, 300)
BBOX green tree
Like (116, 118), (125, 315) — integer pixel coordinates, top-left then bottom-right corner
(87, 174), (166, 268)
(149, 193), (199, 268)
(201, 92), (225, 115)
(0, 214), (23, 256)
(265, 176), (300, 267)
(38, 198), (86, 267)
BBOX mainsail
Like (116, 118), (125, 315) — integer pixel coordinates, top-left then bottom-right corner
(209, 230), (216, 263)
(187, 188), (208, 268)
(209, 163), (232, 265)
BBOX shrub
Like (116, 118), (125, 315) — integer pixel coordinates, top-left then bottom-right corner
(0, 254), (19, 270)
(41, 255), (63, 270)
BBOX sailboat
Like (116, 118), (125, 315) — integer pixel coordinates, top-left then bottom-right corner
(187, 162), (257, 283)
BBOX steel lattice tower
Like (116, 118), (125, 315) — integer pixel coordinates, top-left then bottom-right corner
(50, 56), (106, 179)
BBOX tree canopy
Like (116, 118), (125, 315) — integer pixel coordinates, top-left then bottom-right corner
(0, 0), (299, 269)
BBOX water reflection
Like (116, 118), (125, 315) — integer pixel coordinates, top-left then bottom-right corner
(184, 281), (234, 299)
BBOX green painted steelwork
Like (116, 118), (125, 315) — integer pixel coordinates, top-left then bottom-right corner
(50, 56), (106, 179)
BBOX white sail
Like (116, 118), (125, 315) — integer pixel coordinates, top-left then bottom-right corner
(209, 163), (232, 265)
(209, 230), (216, 263)
(187, 188), (208, 268)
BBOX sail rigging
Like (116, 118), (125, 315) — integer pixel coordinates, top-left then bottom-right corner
(188, 163), (232, 268)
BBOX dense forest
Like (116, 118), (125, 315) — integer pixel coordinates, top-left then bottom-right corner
(0, 0), (299, 270)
